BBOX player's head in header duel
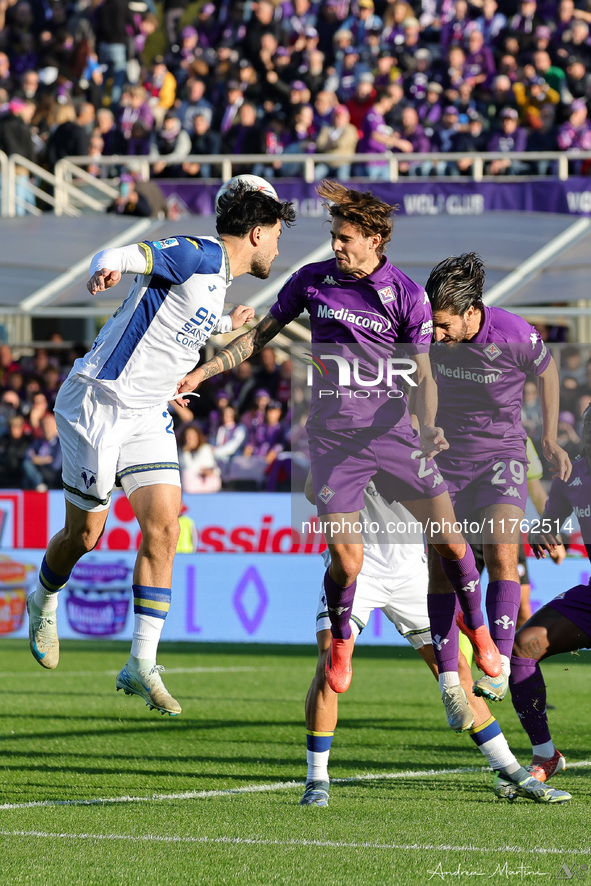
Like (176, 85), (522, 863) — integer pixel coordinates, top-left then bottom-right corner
(317, 180), (399, 278)
(215, 182), (296, 280)
(426, 252), (486, 343)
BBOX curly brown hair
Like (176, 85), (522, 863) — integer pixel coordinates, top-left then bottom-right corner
(316, 180), (399, 254)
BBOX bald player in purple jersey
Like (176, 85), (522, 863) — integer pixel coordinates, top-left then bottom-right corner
(510, 404), (591, 784)
(178, 182), (498, 716)
(425, 253), (571, 726)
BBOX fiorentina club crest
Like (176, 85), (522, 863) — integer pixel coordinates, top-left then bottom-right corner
(377, 286), (394, 304)
(318, 485), (335, 504)
(484, 343), (501, 361)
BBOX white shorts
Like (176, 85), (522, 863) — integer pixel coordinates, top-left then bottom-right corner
(316, 551), (431, 649)
(55, 373), (181, 512)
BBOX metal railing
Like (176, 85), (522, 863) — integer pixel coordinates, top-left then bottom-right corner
(2, 149), (591, 217)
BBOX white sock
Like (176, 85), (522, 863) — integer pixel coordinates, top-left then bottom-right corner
(439, 671), (460, 691)
(131, 613), (163, 661)
(33, 583), (59, 613)
(306, 749), (330, 782)
(500, 654), (511, 675)
(478, 734), (519, 772)
(533, 740), (556, 759)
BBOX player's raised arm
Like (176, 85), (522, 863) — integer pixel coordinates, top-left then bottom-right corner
(176, 311), (285, 397)
(86, 244), (149, 294)
(538, 360), (572, 482)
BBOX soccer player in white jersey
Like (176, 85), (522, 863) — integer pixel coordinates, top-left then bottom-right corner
(26, 183), (296, 715)
(301, 479), (571, 806)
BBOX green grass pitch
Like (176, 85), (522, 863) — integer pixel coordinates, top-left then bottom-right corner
(1, 639), (590, 885)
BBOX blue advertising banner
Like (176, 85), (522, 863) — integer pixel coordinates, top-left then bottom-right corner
(3, 550), (589, 646)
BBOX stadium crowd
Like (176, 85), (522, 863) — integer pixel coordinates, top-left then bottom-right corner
(2, 0), (591, 207)
(0, 332), (589, 494)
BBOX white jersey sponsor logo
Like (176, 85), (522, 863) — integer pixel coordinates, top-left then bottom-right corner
(317, 303), (392, 333)
(570, 476), (583, 486)
(323, 275), (338, 285)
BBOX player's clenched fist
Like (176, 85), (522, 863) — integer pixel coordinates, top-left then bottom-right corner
(87, 268), (122, 295)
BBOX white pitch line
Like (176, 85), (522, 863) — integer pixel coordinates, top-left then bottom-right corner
(0, 830), (588, 856)
(1, 761), (590, 812)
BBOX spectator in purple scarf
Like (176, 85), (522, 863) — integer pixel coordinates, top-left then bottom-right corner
(486, 107), (528, 174)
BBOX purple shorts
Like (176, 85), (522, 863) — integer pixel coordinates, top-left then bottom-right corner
(436, 453), (528, 521)
(546, 584), (591, 645)
(309, 425), (447, 515)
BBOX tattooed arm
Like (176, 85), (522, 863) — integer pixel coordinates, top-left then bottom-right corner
(176, 312), (286, 397)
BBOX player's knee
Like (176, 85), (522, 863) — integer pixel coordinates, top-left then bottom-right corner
(141, 518), (181, 558)
(329, 549), (362, 585)
(439, 542), (467, 560)
(62, 524), (103, 557)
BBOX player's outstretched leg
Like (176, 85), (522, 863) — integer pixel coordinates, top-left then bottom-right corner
(473, 576), (520, 702)
(510, 654), (563, 781)
(302, 628), (339, 806)
(439, 546), (501, 678)
(428, 589), (473, 731)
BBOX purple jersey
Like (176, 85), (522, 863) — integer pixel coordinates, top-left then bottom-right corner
(433, 306), (551, 461)
(545, 455), (591, 558)
(270, 257), (432, 430)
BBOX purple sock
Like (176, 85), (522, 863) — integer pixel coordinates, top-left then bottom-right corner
(486, 580), (520, 658)
(323, 569), (355, 640)
(509, 655), (551, 746)
(440, 547), (484, 631)
(427, 592), (460, 673)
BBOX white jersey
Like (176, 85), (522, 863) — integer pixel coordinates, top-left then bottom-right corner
(318, 482), (429, 646)
(361, 480), (425, 574)
(74, 236), (233, 408)
(321, 480), (426, 575)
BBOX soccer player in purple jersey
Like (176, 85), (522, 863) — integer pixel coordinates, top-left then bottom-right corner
(425, 253), (571, 719)
(178, 183), (498, 717)
(510, 404), (591, 783)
